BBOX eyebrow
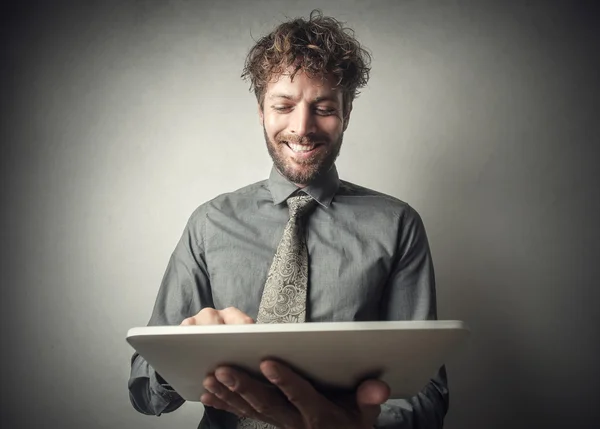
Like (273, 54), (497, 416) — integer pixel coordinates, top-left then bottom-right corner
(269, 93), (296, 101)
(269, 93), (340, 103)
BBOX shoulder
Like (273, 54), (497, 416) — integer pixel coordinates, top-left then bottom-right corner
(187, 179), (269, 223)
(336, 180), (422, 222)
(177, 179), (268, 248)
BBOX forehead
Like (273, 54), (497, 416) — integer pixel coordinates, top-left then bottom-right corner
(265, 70), (342, 101)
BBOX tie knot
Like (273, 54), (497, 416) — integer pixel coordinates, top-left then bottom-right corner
(287, 194), (316, 219)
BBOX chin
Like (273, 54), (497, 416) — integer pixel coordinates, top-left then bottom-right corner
(283, 164), (322, 184)
(266, 137), (339, 185)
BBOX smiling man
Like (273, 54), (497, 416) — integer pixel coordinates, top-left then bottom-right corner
(262, 70), (348, 187)
(128, 10), (449, 429)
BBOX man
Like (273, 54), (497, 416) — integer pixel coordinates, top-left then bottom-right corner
(129, 10), (449, 429)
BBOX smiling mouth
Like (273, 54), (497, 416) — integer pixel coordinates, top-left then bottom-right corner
(284, 142), (320, 153)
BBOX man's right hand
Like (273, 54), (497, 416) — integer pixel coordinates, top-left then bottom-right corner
(183, 307), (389, 427)
(180, 307), (255, 326)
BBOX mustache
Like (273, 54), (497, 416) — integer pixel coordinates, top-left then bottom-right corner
(275, 134), (327, 145)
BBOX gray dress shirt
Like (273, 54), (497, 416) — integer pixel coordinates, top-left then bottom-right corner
(128, 165), (449, 428)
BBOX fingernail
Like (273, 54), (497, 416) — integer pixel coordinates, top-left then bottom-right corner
(216, 373), (235, 387)
(262, 364), (279, 381)
(204, 384), (220, 395)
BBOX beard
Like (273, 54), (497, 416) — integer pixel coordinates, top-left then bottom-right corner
(264, 126), (343, 185)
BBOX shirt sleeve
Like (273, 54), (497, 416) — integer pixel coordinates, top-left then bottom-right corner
(376, 205), (450, 428)
(127, 205), (214, 416)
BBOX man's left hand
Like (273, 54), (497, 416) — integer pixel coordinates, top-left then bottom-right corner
(200, 359), (390, 428)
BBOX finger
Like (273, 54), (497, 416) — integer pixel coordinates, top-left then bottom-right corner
(203, 374), (259, 419)
(356, 379), (390, 424)
(260, 360), (322, 416)
(356, 379), (390, 405)
(200, 391), (244, 416)
(180, 317), (196, 326)
(214, 366), (298, 425)
(219, 307), (255, 325)
(180, 308), (225, 325)
(195, 308), (226, 325)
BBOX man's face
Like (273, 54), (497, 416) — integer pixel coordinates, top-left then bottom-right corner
(259, 70), (351, 186)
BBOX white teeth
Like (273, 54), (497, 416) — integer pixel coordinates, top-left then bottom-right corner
(288, 143), (316, 152)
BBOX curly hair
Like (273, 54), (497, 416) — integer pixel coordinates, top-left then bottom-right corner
(241, 10), (372, 113)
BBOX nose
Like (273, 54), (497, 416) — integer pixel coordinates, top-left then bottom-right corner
(289, 104), (316, 138)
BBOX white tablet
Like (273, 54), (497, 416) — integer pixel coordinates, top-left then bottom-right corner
(126, 320), (469, 401)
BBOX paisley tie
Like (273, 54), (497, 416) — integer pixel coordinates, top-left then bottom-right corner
(237, 194), (317, 428)
(256, 194), (317, 324)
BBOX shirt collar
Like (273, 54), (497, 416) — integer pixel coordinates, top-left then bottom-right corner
(268, 164), (340, 208)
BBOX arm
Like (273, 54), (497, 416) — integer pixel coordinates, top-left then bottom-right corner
(376, 205), (449, 429)
(128, 206), (214, 416)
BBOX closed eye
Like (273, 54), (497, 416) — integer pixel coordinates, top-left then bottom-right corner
(271, 105), (337, 116)
(315, 108), (336, 116)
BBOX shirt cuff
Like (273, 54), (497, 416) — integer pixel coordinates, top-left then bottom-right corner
(149, 369), (183, 413)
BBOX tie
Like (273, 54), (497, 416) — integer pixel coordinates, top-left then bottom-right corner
(256, 194), (317, 324)
(237, 194), (316, 428)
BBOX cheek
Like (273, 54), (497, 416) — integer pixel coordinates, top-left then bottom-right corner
(320, 119), (344, 138)
(264, 115), (285, 136)
(264, 110), (284, 126)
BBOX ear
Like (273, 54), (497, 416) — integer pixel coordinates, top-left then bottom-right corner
(342, 103), (353, 132)
(258, 103), (264, 126)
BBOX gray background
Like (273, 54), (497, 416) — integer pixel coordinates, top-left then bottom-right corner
(2, 1), (598, 428)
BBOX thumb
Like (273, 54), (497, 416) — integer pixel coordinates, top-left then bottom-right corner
(356, 379), (390, 426)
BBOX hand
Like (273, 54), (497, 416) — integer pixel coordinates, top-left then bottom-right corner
(151, 308), (253, 391)
(180, 306), (255, 326)
(201, 359), (390, 429)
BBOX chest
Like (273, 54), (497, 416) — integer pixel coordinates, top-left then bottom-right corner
(203, 211), (396, 322)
